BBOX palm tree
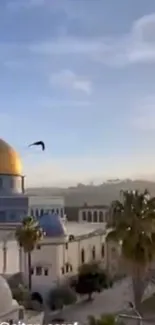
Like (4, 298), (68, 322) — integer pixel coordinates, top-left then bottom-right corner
(88, 315), (124, 325)
(15, 216), (44, 290)
(107, 189), (155, 313)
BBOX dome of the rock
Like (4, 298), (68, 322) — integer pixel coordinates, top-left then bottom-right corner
(0, 139), (22, 175)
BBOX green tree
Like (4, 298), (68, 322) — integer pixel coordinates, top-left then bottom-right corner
(47, 285), (77, 310)
(15, 216), (44, 290)
(107, 189), (155, 313)
(88, 314), (124, 325)
(11, 283), (31, 307)
(75, 262), (112, 300)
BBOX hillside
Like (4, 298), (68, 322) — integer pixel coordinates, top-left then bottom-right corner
(27, 179), (155, 207)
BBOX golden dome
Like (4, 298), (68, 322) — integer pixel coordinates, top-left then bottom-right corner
(0, 139), (22, 175)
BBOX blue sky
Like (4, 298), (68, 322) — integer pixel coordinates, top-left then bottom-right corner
(1, 0), (155, 186)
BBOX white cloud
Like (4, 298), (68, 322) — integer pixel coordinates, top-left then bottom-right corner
(30, 13), (155, 66)
(94, 13), (155, 66)
(131, 96), (155, 131)
(50, 70), (92, 94)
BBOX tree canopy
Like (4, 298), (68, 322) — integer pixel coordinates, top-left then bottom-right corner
(15, 216), (44, 290)
(15, 216), (44, 252)
(75, 262), (112, 300)
(107, 189), (155, 310)
(47, 285), (77, 310)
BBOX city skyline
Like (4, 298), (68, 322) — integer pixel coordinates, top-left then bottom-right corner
(1, 0), (155, 186)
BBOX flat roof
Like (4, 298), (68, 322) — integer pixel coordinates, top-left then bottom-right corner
(65, 221), (106, 236)
(0, 222), (108, 242)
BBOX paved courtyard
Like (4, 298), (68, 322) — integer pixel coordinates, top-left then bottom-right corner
(44, 278), (133, 324)
(44, 278), (155, 324)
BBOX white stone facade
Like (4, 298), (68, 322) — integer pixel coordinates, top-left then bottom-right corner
(0, 223), (122, 303)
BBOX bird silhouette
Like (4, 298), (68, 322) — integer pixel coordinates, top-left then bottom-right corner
(28, 141), (45, 151)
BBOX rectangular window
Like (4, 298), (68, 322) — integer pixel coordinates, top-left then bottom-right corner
(0, 211), (6, 222)
(44, 268), (48, 276)
(36, 266), (42, 275)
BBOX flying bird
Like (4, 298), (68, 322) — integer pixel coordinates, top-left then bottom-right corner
(28, 141), (45, 151)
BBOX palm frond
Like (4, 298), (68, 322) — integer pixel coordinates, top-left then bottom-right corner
(109, 189), (155, 267)
(15, 216), (44, 252)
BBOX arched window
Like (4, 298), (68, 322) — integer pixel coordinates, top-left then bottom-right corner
(93, 211), (98, 222)
(31, 292), (43, 304)
(88, 211), (92, 222)
(82, 211), (86, 221)
(92, 246), (96, 260)
(99, 211), (104, 223)
(81, 248), (85, 264)
(66, 263), (69, 273)
(101, 244), (104, 258)
(40, 209), (44, 216)
(52, 209), (55, 214)
(35, 209), (39, 218)
(56, 208), (59, 215)
(31, 209), (34, 217)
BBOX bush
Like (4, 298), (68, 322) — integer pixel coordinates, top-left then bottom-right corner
(75, 263), (112, 299)
(11, 284), (31, 308)
(47, 285), (77, 310)
(88, 314), (125, 325)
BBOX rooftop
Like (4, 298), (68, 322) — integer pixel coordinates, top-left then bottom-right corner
(0, 221), (108, 244)
(65, 221), (106, 236)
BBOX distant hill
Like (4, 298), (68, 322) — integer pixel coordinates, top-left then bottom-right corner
(27, 179), (155, 207)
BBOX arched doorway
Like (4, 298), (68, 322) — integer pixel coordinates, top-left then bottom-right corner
(31, 292), (43, 304)
(99, 211), (104, 222)
(88, 211), (92, 222)
(93, 211), (98, 222)
(82, 211), (86, 221)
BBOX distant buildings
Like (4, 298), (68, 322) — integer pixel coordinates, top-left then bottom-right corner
(78, 204), (109, 223)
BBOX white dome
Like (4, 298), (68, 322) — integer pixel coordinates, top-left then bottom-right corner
(0, 276), (13, 315)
